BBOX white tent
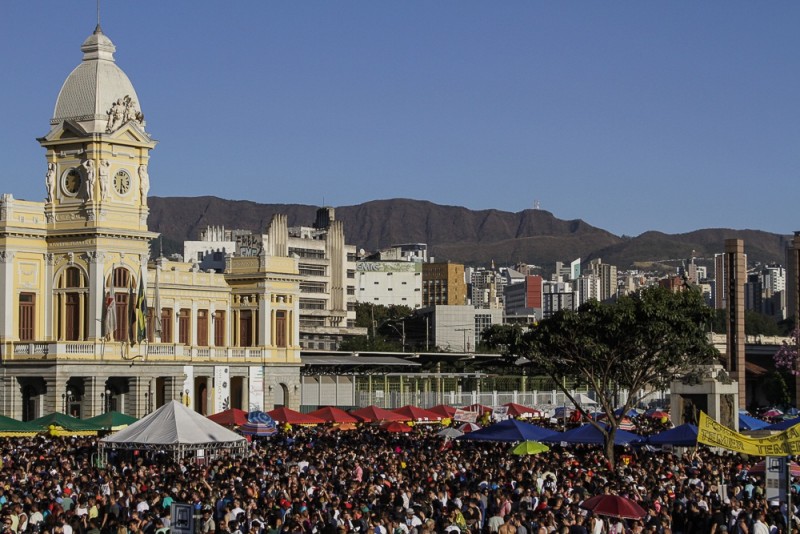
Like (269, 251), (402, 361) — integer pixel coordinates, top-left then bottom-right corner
(100, 400), (247, 459)
(573, 393), (598, 406)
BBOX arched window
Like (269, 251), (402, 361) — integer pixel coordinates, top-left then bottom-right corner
(55, 266), (88, 341)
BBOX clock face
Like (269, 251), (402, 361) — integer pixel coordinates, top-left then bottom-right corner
(113, 170), (131, 195)
(62, 168), (82, 196)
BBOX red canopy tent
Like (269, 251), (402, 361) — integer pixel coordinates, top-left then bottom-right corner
(267, 407), (326, 425)
(428, 405), (457, 419)
(307, 406), (360, 424)
(350, 405), (408, 423)
(503, 403), (543, 418)
(382, 421), (413, 433)
(207, 408), (248, 427)
(392, 405), (441, 422)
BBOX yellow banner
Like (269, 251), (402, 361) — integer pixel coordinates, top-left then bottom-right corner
(697, 412), (800, 456)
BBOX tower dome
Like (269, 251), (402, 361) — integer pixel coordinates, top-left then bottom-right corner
(51, 25), (144, 134)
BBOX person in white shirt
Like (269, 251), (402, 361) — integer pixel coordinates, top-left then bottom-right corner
(752, 511), (770, 534)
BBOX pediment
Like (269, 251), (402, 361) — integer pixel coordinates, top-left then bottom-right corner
(39, 120), (88, 142)
(107, 121), (155, 146)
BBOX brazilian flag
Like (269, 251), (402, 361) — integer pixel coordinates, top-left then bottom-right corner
(130, 272), (147, 345)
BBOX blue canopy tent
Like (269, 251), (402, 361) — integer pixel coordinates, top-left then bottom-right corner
(765, 416), (800, 431)
(543, 423), (643, 445)
(739, 413), (769, 431)
(647, 423), (698, 447)
(458, 419), (557, 442)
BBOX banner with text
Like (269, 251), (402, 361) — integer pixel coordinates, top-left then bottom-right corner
(697, 412), (800, 456)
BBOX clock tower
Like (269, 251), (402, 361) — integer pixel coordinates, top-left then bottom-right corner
(37, 25), (157, 340)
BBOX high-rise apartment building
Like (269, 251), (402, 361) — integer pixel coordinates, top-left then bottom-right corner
(422, 262), (467, 307)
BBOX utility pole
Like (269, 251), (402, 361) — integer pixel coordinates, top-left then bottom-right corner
(455, 328), (471, 353)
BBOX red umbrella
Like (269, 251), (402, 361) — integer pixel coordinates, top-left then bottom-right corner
(749, 461), (800, 477)
(580, 495), (646, 520)
(382, 421), (413, 433)
(647, 410), (670, 419)
(458, 422), (481, 433)
(503, 403), (542, 418)
(267, 407), (325, 425)
(392, 405), (441, 422)
(350, 405), (408, 423)
(428, 405), (457, 419)
(207, 408), (248, 427)
(307, 406), (359, 424)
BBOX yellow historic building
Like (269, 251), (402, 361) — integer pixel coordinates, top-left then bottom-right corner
(0, 25), (302, 420)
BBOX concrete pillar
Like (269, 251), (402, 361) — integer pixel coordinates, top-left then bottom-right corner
(724, 239), (746, 409)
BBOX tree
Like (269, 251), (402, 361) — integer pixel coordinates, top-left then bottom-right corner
(339, 303), (413, 352)
(483, 285), (718, 466)
(773, 328), (800, 375)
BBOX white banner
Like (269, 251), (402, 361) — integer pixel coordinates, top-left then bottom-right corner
(214, 365), (230, 412)
(249, 366), (264, 412)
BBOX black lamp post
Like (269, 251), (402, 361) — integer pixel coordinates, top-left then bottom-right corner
(61, 389), (74, 413)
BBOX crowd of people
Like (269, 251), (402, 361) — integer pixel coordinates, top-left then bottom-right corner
(0, 420), (793, 534)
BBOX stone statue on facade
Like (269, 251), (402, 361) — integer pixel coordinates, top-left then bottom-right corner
(83, 159), (96, 201)
(138, 164), (149, 205)
(106, 98), (124, 132)
(106, 95), (144, 133)
(45, 163), (56, 203)
(99, 160), (110, 201)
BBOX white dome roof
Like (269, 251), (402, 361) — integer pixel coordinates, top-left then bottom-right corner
(51, 26), (143, 133)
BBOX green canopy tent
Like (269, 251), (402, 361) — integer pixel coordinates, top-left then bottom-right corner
(84, 411), (138, 431)
(28, 413), (104, 435)
(0, 414), (38, 437)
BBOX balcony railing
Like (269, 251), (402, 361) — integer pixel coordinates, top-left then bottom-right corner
(2, 341), (296, 364)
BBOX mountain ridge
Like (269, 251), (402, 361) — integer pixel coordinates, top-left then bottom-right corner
(147, 196), (791, 270)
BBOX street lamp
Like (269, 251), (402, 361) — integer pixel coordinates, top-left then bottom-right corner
(100, 389), (112, 413)
(61, 389), (74, 413)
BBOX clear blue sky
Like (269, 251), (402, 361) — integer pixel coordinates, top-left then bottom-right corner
(2, 2), (798, 237)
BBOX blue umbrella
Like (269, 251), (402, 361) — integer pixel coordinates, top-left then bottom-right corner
(458, 419), (557, 442)
(647, 423), (698, 447)
(543, 423), (643, 445)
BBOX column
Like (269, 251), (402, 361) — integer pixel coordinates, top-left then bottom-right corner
(87, 254), (104, 340)
(259, 295), (269, 347)
(0, 377), (21, 420)
(127, 376), (152, 418)
(0, 251), (15, 340)
(45, 254), (54, 341)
